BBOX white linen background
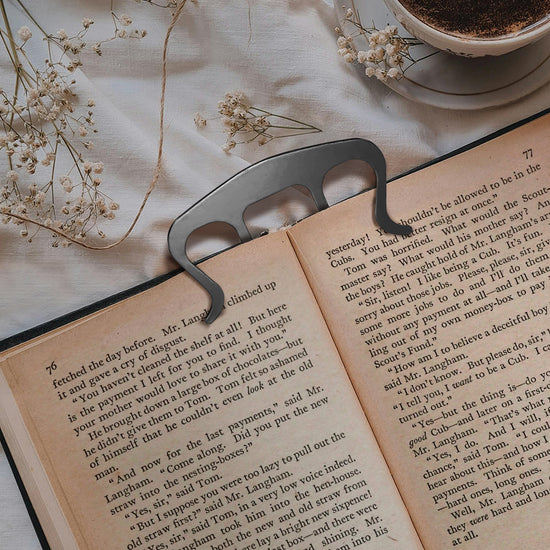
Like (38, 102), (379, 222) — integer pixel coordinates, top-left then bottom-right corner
(1, 0), (548, 547)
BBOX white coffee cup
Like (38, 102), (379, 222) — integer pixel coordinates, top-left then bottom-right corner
(384, 0), (550, 56)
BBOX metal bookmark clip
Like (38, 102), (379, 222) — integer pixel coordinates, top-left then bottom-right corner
(168, 139), (412, 323)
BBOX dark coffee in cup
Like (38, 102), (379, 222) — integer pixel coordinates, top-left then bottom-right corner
(397, 0), (550, 38)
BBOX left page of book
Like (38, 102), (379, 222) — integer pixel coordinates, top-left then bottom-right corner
(0, 231), (421, 550)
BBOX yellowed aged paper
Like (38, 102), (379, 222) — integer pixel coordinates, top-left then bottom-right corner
(1, 232), (421, 549)
(288, 114), (550, 550)
(0, 365), (81, 550)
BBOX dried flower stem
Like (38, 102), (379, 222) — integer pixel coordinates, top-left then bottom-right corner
(0, 0), (188, 249)
(336, 6), (435, 81)
(96, 0), (189, 251)
(0, 1), (23, 140)
(197, 91), (321, 152)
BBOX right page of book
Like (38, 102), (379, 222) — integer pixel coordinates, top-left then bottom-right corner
(288, 112), (550, 550)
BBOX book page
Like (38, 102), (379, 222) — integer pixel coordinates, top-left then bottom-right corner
(288, 113), (550, 550)
(1, 231), (421, 550)
(0, 365), (80, 549)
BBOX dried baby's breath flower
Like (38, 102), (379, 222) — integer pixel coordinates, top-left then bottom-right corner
(17, 26), (32, 41)
(82, 17), (94, 29)
(336, 7), (424, 81)
(387, 67), (400, 79)
(193, 112), (207, 128)
(6, 170), (18, 182)
(92, 161), (104, 174)
(2, 0), (190, 247)
(198, 91), (321, 152)
(222, 139), (236, 153)
(129, 29), (147, 39)
(0, 2), (142, 245)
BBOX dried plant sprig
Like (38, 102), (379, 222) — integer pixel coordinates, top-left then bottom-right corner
(0, 0), (176, 247)
(2, 0), (189, 250)
(0, 0), (150, 246)
(193, 112), (206, 128)
(195, 91), (322, 152)
(336, 6), (425, 81)
(134, 0), (196, 9)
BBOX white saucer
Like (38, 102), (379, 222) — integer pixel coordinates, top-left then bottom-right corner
(336, 1), (550, 110)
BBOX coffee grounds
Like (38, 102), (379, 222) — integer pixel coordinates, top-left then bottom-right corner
(398, 0), (550, 38)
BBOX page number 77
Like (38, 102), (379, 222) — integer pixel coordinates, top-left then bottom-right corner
(523, 148), (533, 159)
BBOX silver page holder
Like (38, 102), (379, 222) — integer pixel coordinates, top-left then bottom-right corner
(168, 139), (412, 323)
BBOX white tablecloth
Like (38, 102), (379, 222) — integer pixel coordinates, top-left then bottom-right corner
(1, 0), (549, 547)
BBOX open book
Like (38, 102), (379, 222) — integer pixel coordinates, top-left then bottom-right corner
(2, 110), (550, 550)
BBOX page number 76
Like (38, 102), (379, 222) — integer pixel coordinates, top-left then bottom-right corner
(523, 148), (533, 159)
(45, 361), (57, 375)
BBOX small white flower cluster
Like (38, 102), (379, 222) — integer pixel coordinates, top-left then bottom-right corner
(217, 92), (256, 151)
(195, 91), (269, 152)
(2, 1), (186, 247)
(17, 26), (32, 42)
(112, 10), (147, 41)
(53, 18), (97, 64)
(195, 92), (321, 153)
(120, 14), (133, 27)
(0, 14), (137, 245)
(336, 8), (418, 82)
(193, 112), (207, 128)
(51, 13), (147, 57)
(2, 164), (119, 246)
(114, 28), (148, 40)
